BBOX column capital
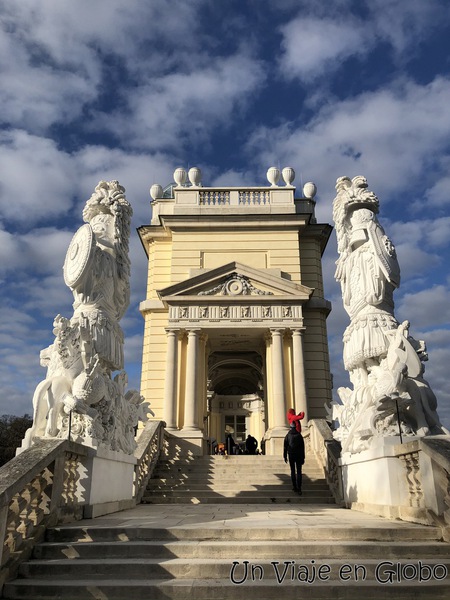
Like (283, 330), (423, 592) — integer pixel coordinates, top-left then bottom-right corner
(291, 327), (306, 336)
(165, 327), (180, 335)
(270, 327), (286, 334)
(186, 327), (202, 335)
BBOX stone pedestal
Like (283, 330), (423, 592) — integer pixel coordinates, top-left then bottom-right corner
(338, 437), (435, 523)
(165, 429), (206, 459)
(83, 447), (137, 518)
(264, 427), (288, 456)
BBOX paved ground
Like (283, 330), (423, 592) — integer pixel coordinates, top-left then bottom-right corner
(62, 504), (435, 532)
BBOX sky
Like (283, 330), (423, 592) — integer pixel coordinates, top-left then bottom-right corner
(1, 0), (449, 430)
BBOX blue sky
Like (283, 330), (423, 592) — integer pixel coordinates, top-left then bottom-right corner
(1, 0), (449, 429)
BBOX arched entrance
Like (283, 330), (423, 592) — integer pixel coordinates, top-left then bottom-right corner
(207, 351), (265, 452)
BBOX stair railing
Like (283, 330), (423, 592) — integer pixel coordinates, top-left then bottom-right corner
(307, 419), (344, 505)
(0, 439), (88, 590)
(396, 437), (450, 541)
(133, 420), (166, 504)
(0, 420), (167, 591)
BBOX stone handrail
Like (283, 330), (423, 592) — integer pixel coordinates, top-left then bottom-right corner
(420, 437), (450, 540)
(342, 436), (450, 540)
(307, 419), (344, 505)
(0, 439), (89, 588)
(0, 420), (167, 590)
(133, 420), (166, 504)
(396, 437), (450, 541)
(308, 418), (450, 539)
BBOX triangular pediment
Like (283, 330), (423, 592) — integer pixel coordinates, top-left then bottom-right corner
(158, 262), (313, 300)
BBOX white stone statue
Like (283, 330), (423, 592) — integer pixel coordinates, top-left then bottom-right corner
(331, 176), (448, 453)
(20, 181), (151, 454)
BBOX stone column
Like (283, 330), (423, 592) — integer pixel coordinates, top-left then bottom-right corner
(163, 329), (179, 430)
(271, 328), (287, 429)
(197, 333), (209, 431)
(292, 328), (308, 422)
(183, 328), (200, 430)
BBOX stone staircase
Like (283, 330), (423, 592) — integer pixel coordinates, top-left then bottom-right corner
(2, 453), (450, 599)
(3, 508), (449, 599)
(143, 454), (336, 504)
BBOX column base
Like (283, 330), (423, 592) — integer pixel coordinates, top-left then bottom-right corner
(263, 427), (289, 456)
(166, 428), (206, 458)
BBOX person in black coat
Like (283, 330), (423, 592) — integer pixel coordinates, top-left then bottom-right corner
(226, 433), (236, 455)
(245, 434), (258, 455)
(283, 424), (305, 495)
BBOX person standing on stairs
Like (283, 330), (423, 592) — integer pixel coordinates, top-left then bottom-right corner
(226, 433), (236, 455)
(283, 422), (305, 495)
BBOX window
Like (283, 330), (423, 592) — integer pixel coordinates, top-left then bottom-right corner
(224, 415), (246, 442)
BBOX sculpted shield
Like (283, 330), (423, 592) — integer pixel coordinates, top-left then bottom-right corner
(63, 223), (95, 287)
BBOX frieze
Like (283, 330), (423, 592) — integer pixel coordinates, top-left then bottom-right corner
(169, 304), (303, 322)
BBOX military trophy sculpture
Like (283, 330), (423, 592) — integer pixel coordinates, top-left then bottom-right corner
(20, 181), (150, 454)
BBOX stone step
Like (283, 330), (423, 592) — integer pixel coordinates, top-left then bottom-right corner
(6, 504), (449, 600)
(4, 577), (450, 599)
(153, 469), (324, 478)
(142, 495), (335, 504)
(149, 482), (330, 491)
(144, 488), (333, 497)
(153, 472), (324, 479)
(156, 458), (320, 466)
(18, 557), (450, 581)
(32, 540), (450, 560)
(156, 458), (319, 467)
(45, 524), (443, 543)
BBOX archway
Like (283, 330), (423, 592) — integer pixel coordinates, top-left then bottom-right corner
(207, 351), (266, 452)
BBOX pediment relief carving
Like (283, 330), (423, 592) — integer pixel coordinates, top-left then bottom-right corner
(158, 261), (313, 300)
(198, 274), (273, 297)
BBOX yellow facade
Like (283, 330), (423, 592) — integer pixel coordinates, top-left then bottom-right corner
(138, 181), (332, 455)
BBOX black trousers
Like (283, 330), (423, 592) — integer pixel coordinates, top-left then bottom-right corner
(288, 455), (303, 490)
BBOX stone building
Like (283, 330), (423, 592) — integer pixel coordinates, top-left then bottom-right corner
(138, 167), (332, 455)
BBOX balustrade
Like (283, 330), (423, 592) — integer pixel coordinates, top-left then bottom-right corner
(239, 190), (270, 205)
(199, 190), (230, 206)
(0, 420), (166, 589)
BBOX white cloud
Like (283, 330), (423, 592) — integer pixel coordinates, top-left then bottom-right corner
(0, 130), (77, 224)
(0, 228), (22, 274)
(95, 52), (266, 151)
(394, 243), (441, 283)
(366, 0), (445, 56)
(396, 285), (450, 330)
(246, 76), (450, 219)
(278, 0), (445, 81)
(279, 17), (368, 80)
(426, 174), (450, 208)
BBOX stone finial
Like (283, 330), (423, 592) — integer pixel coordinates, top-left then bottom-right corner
(282, 167), (295, 186)
(188, 167), (202, 187)
(150, 184), (163, 201)
(173, 168), (187, 187)
(303, 182), (317, 199)
(267, 167), (280, 186)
